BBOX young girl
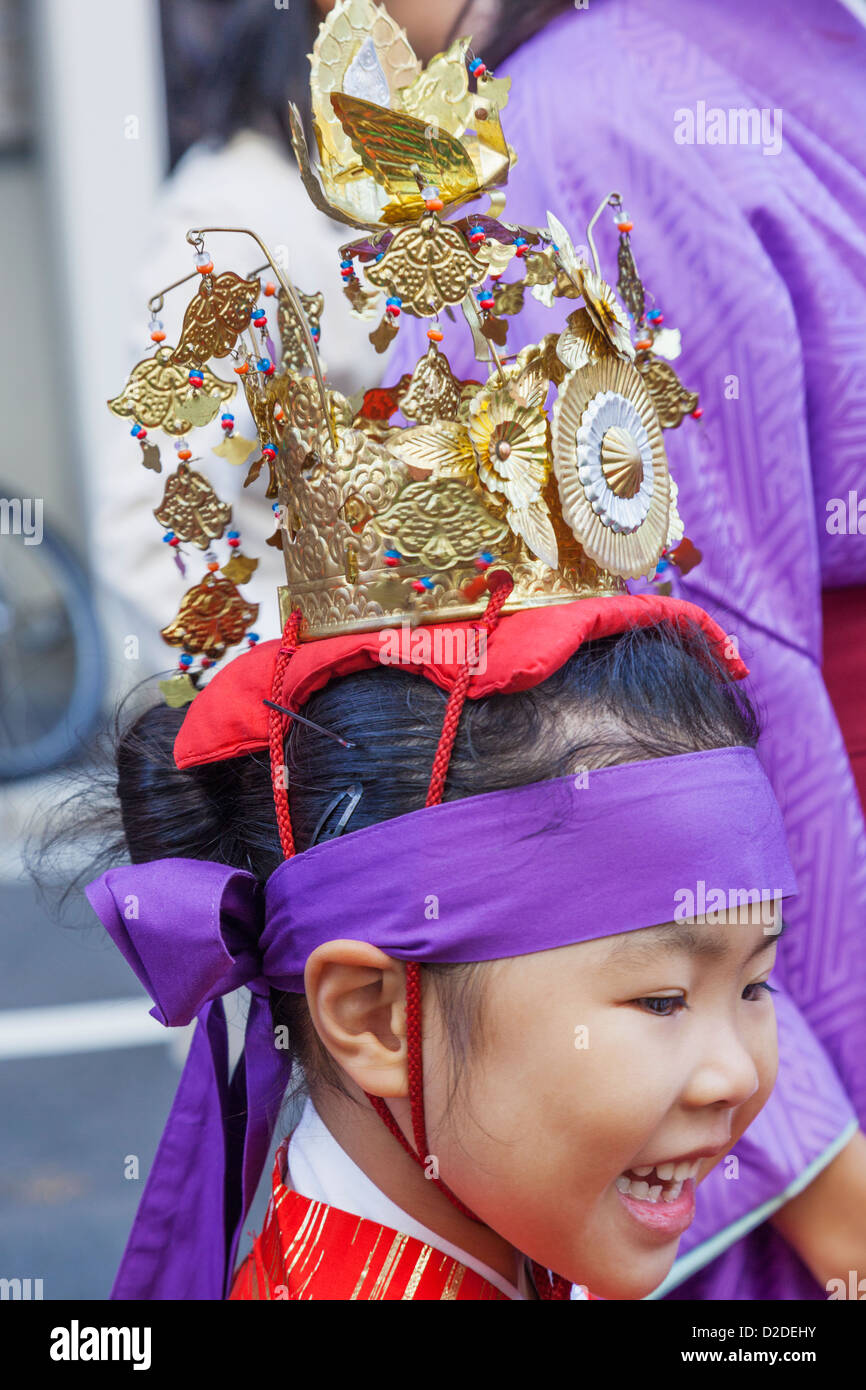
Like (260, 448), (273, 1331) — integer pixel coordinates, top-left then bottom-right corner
(84, 595), (796, 1300)
(78, 0), (861, 1302)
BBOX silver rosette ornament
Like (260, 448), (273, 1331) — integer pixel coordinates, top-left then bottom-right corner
(551, 356), (670, 579)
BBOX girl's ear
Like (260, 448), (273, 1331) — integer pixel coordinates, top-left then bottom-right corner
(304, 941), (409, 1098)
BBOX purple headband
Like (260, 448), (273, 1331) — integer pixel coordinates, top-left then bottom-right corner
(85, 745), (796, 1300)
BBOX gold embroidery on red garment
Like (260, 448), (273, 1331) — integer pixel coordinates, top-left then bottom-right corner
(229, 1138), (509, 1302)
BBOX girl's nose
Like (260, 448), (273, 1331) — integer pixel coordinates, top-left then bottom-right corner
(682, 1018), (762, 1111)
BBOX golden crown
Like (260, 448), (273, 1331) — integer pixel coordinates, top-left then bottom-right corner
(107, 0), (702, 707)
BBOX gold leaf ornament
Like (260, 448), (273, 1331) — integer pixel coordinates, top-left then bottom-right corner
(159, 673), (199, 707)
(160, 572), (259, 661)
(213, 433), (258, 467)
(153, 465), (232, 548)
(277, 287), (324, 374)
(221, 552), (259, 585)
(107, 346), (236, 435)
(365, 216), (486, 316)
(637, 352), (699, 429)
(171, 272), (261, 367)
(400, 342), (463, 423)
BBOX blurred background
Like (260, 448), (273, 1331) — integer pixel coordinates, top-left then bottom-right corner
(1, 0), (864, 1300)
(0, 0), (376, 1298)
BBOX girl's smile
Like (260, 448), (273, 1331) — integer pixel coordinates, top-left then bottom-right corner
(308, 903), (783, 1299)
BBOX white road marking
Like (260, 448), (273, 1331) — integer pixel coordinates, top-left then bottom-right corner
(0, 997), (169, 1058)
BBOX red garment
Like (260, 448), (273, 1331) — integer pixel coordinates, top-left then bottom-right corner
(822, 586), (866, 816)
(230, 1139), (509, 1300)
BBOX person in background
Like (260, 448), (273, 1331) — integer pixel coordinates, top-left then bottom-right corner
(367, 0), (866, 1301)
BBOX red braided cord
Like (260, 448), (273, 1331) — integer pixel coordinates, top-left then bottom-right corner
(425, 573), (513, 807)
(268, 609), (304, 861)
(366, 574), (514, 1223)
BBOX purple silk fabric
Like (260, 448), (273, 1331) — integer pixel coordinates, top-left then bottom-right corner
(87, 747), (795, 1301)
(384, 0), (866, 1298)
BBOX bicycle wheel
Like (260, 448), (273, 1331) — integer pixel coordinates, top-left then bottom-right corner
(0, 506), (106, 779)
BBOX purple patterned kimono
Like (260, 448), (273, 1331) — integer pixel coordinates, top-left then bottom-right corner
(383, 0), (866, 1299)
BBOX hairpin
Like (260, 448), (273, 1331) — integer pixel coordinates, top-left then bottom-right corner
(310, 782), (365, 845)
(262, 697), (356, 748)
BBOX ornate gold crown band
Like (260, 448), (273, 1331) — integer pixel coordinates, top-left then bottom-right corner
(106, 0), (703, 709)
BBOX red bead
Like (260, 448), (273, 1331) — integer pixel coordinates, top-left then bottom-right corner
(691, 407), (703, 419)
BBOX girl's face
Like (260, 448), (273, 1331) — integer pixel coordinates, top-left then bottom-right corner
(422, 909), (781, 1299)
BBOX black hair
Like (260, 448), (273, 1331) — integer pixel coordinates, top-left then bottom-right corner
(31, 619), (760, 1108)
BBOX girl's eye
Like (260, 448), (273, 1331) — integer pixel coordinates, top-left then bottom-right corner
(634, 995), (687, 1017)
(743, 981), (777, 1002)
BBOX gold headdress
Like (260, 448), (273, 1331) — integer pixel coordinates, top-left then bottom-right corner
(107, 0), (702, 707)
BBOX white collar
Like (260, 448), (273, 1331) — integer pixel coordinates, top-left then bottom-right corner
(286, 1098), (535, 1299)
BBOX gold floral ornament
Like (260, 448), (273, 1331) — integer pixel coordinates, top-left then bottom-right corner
(289, 1), (515, 231)
(468, 364), (558, 570)
(364, 216), (487, 317)
(107, 346), (236, 436)
(551, 356), (670, 580)
(160, 573), (259, 662)
(153, 465), (232, 548)
(170, 272), (261, 367)
(575, 269), (634, 364)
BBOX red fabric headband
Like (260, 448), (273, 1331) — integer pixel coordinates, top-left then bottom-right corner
(174, 593), (747, 770)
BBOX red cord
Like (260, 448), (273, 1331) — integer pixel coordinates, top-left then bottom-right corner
(269, 608), (304, 861)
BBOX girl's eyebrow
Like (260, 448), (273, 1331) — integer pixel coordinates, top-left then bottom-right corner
(600, 916), (788, 970)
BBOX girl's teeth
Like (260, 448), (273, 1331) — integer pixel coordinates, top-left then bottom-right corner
(617, 1159), (702, 1202)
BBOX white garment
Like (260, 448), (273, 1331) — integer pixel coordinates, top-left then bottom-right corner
(93, 129), (394, 702)
(286, 1097), (589, 1301)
